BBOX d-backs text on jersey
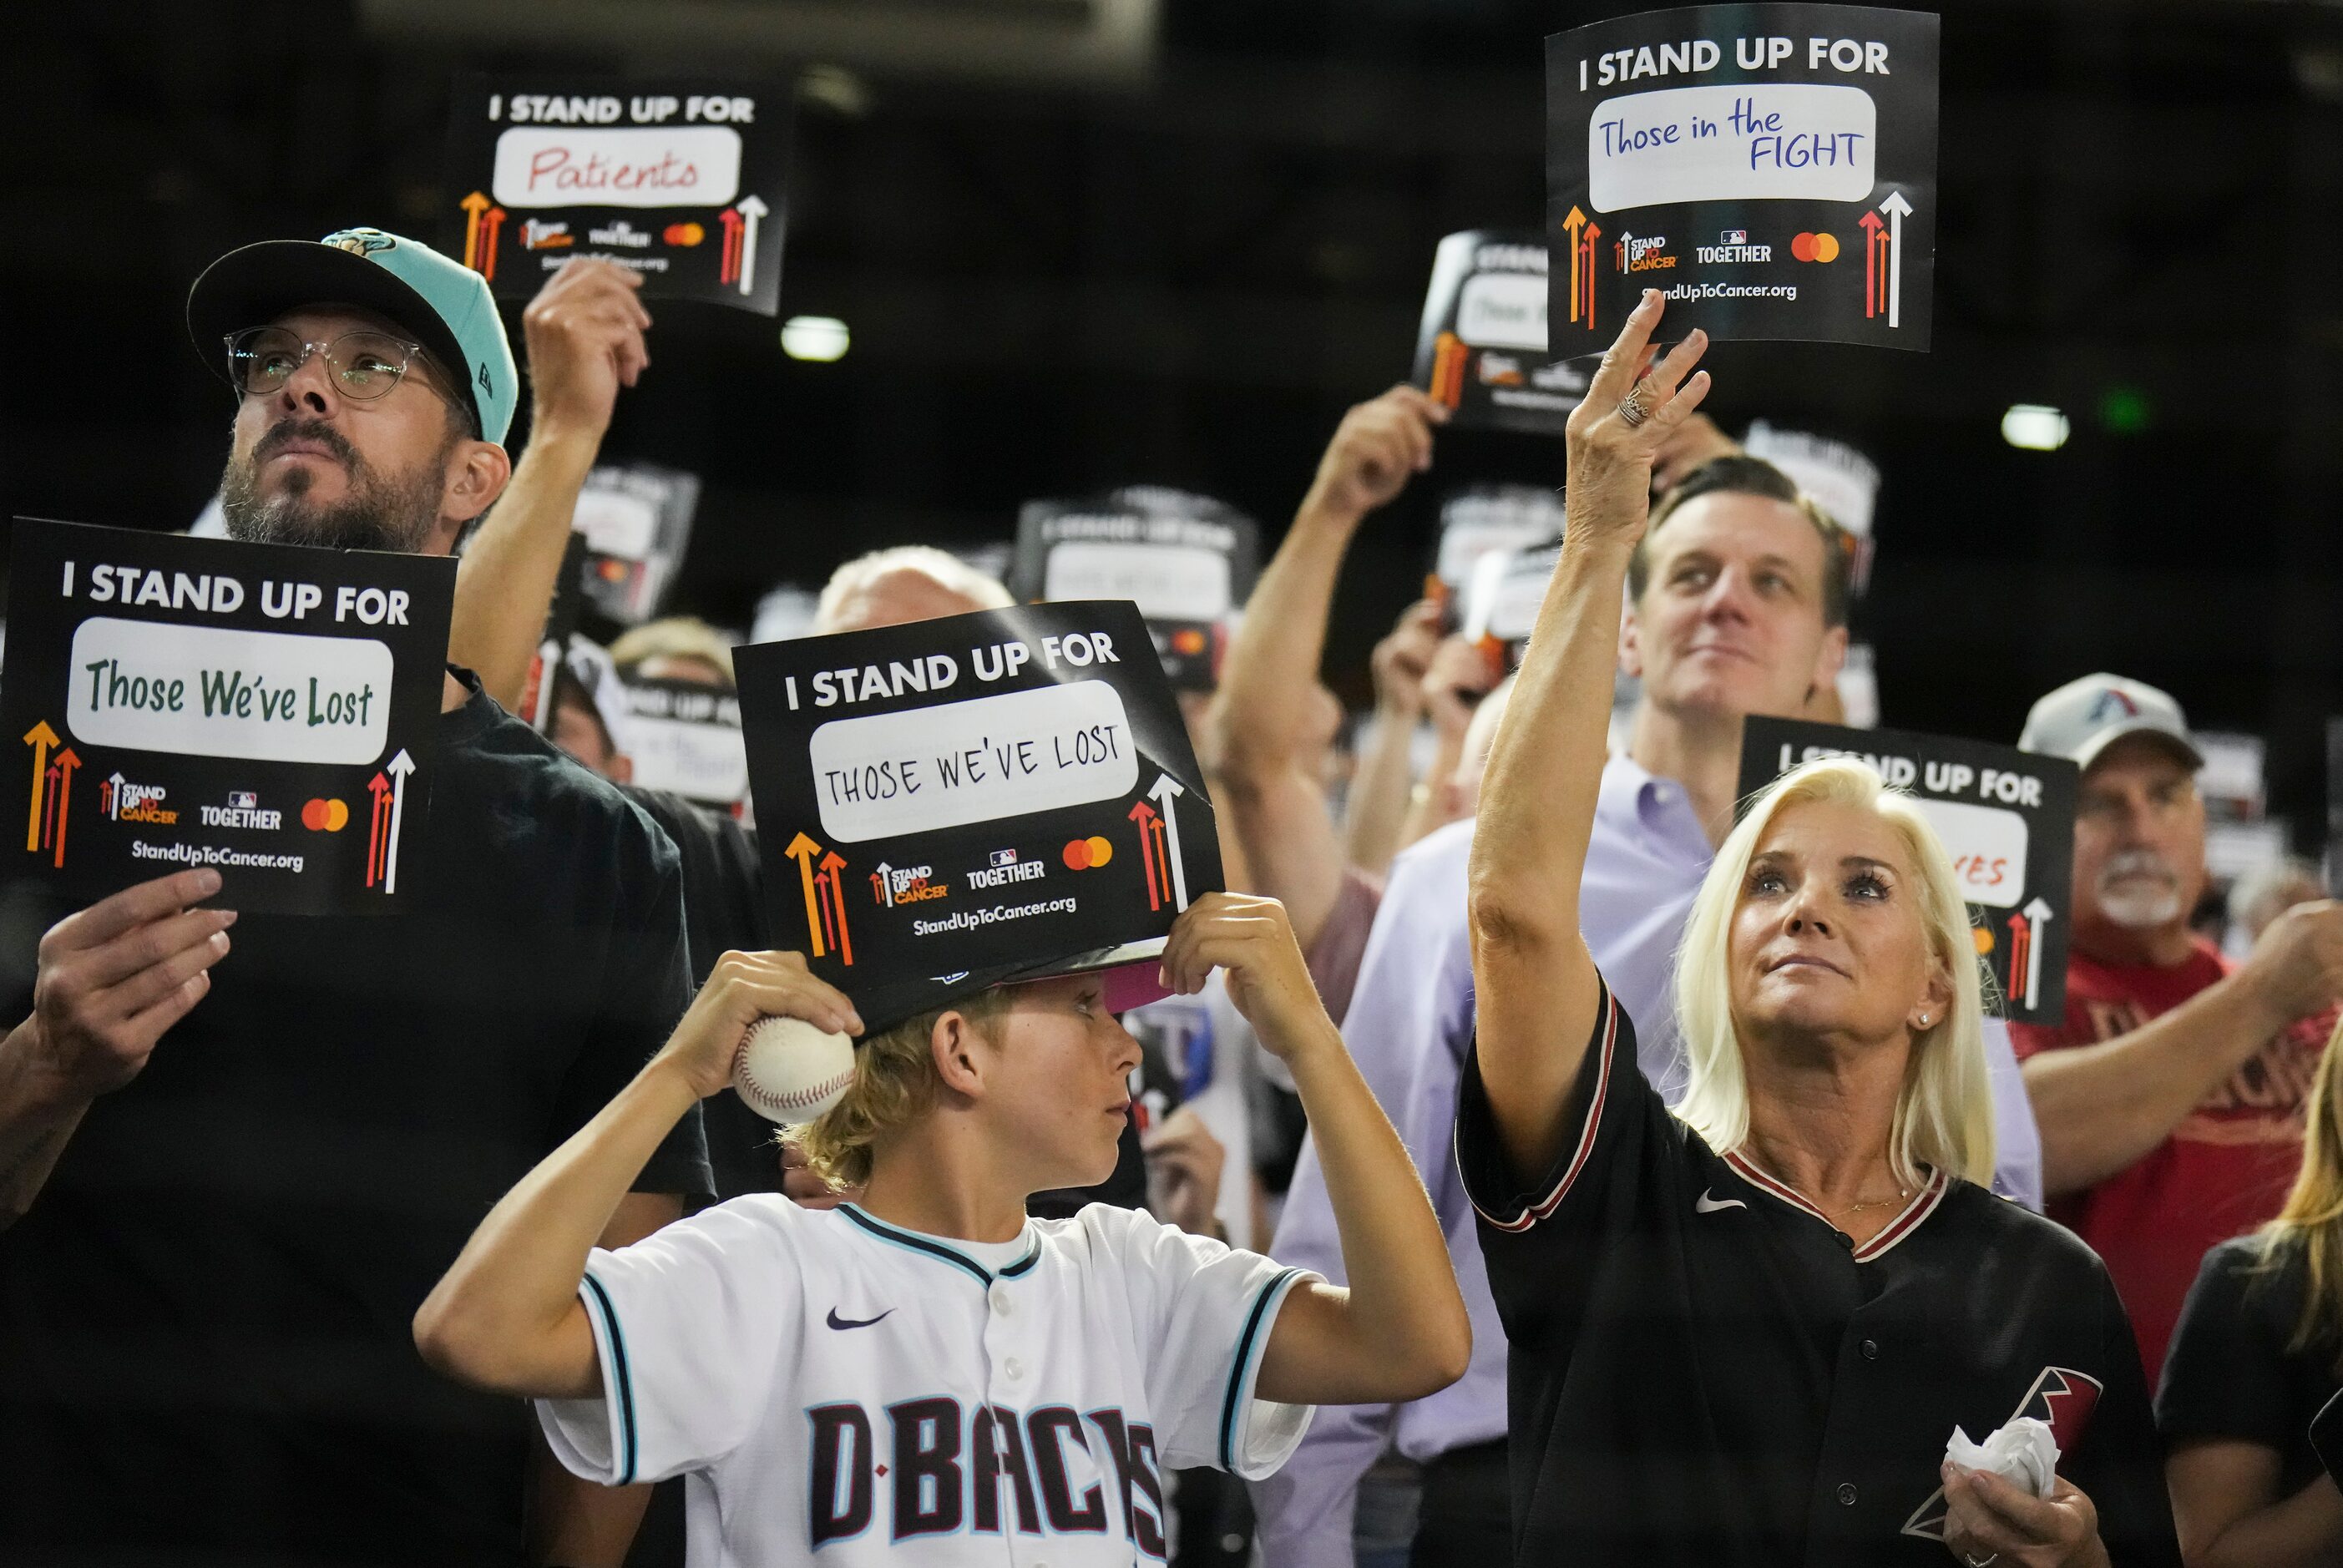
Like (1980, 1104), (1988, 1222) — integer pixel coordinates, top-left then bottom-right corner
(809, 1397), (1166, 1555)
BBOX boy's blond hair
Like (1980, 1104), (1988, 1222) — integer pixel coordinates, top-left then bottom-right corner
(792, 989), (1015, 1190)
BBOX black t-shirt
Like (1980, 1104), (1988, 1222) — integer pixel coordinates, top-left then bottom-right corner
(1455, 979), (2181, 1568)
(620, 787), (1148, 1212)
(623, 787), (787, 1201)
(2158, 1232), (2343, 1495)
(0, 676), (711, 1566)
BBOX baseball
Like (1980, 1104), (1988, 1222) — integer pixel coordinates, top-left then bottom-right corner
(732, 1015), (858, 1123)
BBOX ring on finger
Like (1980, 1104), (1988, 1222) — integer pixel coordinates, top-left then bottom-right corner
(1617, 383), (1655, 428)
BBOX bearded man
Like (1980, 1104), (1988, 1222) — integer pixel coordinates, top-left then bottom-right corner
(2013, 674), (2343, 1379)
(0, 230), (707, 1565)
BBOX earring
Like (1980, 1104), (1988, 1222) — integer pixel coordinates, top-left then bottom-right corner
(1915, 1014), (1932, 1029)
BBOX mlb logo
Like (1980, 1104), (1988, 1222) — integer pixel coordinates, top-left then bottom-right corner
(230, 792), (258, 810)
(989, 848), (1019, 868)
(1721, 229), (1748, 245)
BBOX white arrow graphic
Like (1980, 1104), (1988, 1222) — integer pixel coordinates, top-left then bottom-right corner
(734, 194), (768, 297)
(2022, 894), (2052, 1009)
(872, 861), (895, 908)
(383, 750), (416, 897)
(1147, 773), (1190, 912)
(1879, 190), (1912, 329)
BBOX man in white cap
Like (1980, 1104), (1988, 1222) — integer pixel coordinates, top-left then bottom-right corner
(2014, 673), (2343, 1380)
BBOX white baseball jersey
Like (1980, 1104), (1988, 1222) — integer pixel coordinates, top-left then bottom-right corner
(538, 1196), (1318, 1566)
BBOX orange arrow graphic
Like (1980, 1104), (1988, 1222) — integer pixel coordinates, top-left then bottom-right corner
(1562, 206), (1587, 325)
(49, 749), (78, 867)
(1128, 799), (1161, 908)
(785, 832), (827, 956)
(479, 208), (507, 282)
(819, 850), (853, 965)
(23, 720), (57, 852)
(459, 190), (491, 271)
(1859, 210), (1884, 318)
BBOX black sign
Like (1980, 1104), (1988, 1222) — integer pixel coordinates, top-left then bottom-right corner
(1548, 4), (1939, 352)
(1412, 231), (1590, 435)
(1738, 718), (2077, 1023)
(445, 78), (788, 315)
(1, 518), (453, 916)
(572, 463), (701, 627)
(736, 601), (1224, 1033)
(1009, 491), (1259, 693)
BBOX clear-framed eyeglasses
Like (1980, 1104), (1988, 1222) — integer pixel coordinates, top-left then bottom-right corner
(222, 326), (431, 402)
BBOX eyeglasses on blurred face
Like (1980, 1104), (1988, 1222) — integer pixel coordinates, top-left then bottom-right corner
(223, 326), (431, 404)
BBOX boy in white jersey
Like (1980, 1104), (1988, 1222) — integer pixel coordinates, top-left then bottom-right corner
(415, 892), (1470, 1565)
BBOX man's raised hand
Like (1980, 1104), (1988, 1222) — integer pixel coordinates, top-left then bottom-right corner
(19, 869), (235, 1101)
(1304, 385), (1450, 524)
(520, 258), (653, 442)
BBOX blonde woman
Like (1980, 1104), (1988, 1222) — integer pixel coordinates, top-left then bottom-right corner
(410, 893), (1470, 1565)
(1459, 292), (2179, 1568)
(2161, 1014), (2343, 1565)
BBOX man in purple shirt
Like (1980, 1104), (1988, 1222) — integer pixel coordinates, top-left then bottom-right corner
(1255, 455), (2046, 1568)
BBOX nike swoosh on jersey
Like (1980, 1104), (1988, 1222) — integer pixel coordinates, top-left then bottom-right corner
(1695, 1190), (1748, 1214)
(826, 1308), (895, 1330)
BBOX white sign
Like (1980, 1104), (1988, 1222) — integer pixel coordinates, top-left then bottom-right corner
(1435, 490), (1566, 589)
(572, 487), (661, 560)
(1043, 543), (1232, 624)
(492, 126), (742, 210)
(625, 715), (749, 803)
(1463, 547), (1556, 645)
(1588, 84), (1877, 211)
(809, 680), (1138, 842)
(1912, 796), (2029, 909)
(67, 617), (392, 766)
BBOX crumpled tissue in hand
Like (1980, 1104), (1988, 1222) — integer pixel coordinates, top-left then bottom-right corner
(1944, 1416), (2059, 1500)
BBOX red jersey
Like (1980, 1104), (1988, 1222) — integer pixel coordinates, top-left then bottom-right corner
(2011, 938), (2330, 1383)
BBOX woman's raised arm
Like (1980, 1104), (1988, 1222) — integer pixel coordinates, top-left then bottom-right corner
(1466, 291), (1709, 1184)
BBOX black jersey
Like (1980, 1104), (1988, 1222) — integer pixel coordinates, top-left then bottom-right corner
(1454, 979), (2181, 1568)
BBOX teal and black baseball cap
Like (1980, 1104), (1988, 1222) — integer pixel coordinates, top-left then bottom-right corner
(187, 227), (518, 447)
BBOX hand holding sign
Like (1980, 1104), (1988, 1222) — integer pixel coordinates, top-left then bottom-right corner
(522, 259), (652, 438)
(1566, 292), (1713, 547)
(1158, 893), (1334, 1063)
(18, 867), (235, 1102)
(1370, 602), (1443, 719)
(1305, 386), (1450, 524)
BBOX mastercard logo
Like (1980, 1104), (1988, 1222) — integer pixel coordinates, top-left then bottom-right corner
(663, 221), (706, 247)
(1789, 232), (1841, 263)
(1062, 837), (1115, 871)
(301, 798), (350, 832)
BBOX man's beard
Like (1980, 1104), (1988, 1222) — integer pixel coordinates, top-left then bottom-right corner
(220, 417), (447, 554)
(2096, 847), (2185, 929)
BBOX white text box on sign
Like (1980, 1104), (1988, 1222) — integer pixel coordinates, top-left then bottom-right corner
(1456, 272), (1550, 351)
(809, 679), (1140, 843)
(67, 618), (393, 766)
(1911, 796), (2030, 910)
(1043, 543), (1232, 624)
(1588, 84), (1877, 211)
(492, 125), (742, 210)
